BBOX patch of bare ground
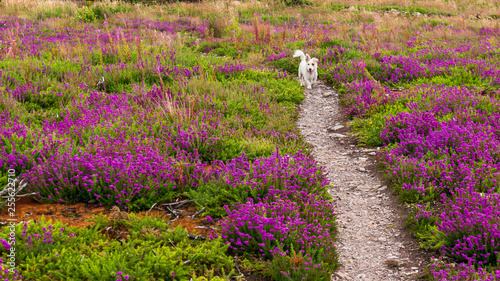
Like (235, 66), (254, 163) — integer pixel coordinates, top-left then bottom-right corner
(0, 198), (214, 237)
(297, 81), (433, 281)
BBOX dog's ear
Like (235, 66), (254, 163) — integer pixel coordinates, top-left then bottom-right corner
(312, 58), (319, 64)
(306, 54), (311, 61)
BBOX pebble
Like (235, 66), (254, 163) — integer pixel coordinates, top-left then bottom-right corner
(330, 133), (347, 138)
(356, 274), (366, 279)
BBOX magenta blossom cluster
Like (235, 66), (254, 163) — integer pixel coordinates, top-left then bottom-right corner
(0, 221), (76, 256)
(215, 62), (250, 79)
(438, 190), (500, 266)
(429, 258), (500, 281)
(374, 44), (500, 86)
(0, 258), (21, 280)
(205, 151), (329, 198)
(220, 194), (335, 259)
(206, 152), (337, 277)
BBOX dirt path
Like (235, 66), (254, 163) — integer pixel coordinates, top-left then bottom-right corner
(297, 81), (428, 281)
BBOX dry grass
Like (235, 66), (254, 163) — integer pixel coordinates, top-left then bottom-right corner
(0, 0), (497, 64)
(1, 0), (78, 12)
(1, 0), (499, 20)
(313, 0), (499, 15)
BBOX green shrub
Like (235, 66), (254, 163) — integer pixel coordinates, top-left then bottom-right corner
(350, 102), (408, 147)
(91, 4), (133, 20)
(329, 4), (350, 12)
(188, 179), (251, 217)
(419, 19), (452, 27)
(0, 215), (234, 280)
(211, 137), (245, 162)
(266, 245), (338, 281)
(241, 138), (276, 160)
(34, 7), (71, 21)
(270, 57), (297, 75)
(74, 6), (97, 23)
(406, 203), (445, 251)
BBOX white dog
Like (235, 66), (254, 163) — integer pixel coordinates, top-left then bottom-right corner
(293, 50), (319, 89)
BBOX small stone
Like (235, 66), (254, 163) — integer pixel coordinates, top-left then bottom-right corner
(358, 157), (368, 161)
(378, 186), (387, 191)
(327, 125), (344, 131)
(334, 271), (349, 279)
(358, 167), (366, 172)
(368, 152), (376, 156)
(330, 133), (347, 138)
(356, 274), (366, 279)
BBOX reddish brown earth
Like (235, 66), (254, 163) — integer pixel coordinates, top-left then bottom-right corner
(0, 198), (214, 236)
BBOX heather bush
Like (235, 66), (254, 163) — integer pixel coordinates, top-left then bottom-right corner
(219, 193), (336, 254)
(190, 151), (329, 217)
(437, 190), (500, 266)
(428, 258), (500, 281)
(208, 150), (339, 279)
(23, 148), (184, 211)
(269, 56), (297, 75)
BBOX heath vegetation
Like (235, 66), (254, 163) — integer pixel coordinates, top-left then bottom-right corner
(0, 0), (499, 280)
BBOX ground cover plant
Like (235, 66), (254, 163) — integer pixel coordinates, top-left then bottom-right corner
(0, 0), (499, 279)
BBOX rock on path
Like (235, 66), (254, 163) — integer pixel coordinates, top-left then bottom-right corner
(296, 81), (427, 281)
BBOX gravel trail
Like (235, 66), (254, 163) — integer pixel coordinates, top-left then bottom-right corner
(296, 81), (428, 281)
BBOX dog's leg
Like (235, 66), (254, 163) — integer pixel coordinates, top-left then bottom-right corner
(298, 69), (304, 86)
(306, 79), (312, 89)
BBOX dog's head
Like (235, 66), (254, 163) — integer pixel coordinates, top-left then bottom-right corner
(305, 54), (319, 74)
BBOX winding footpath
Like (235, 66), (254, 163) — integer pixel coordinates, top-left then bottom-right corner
(297, 81), (428, 281)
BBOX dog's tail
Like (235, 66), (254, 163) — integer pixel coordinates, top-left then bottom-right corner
(293, 50), (305, 61)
